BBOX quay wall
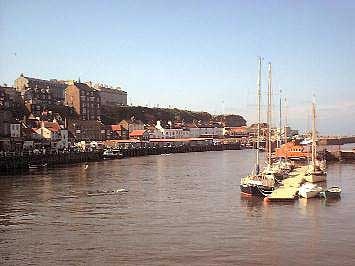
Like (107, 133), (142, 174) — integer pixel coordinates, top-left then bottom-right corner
(325, 150), (355, 161)
(0, 143), (240, 173)
(319, 136), (355, 145)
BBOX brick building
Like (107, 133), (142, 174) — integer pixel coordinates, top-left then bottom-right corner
(65, 83), (101, 121)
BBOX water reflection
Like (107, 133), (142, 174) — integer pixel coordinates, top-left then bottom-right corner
(0, 152), (354, 265)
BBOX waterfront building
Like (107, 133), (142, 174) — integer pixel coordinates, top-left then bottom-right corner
(187, 123), (224, 138)
(225, 126), (248, 138)
(155, 120), (189, 139)
(147, 126), (163, 139)
(67, 120), (104, 141)
(129, 130), (150, 141)
(102, 124), (129, 140)
(34, 121), (61, 140)
(118, 119), (144, 133)
(65, 83), (101, 121)
(93, 84), (127, 107)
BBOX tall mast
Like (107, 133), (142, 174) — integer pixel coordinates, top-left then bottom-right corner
(278, 89), (282, 148)
(267, 62), (272, 166)
(255, 57), (262, 174)
(312, 96), (317, 168)
(284, 97), (288, 159)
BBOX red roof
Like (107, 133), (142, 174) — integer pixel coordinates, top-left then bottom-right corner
(111, 125), (121, 131)
(129, 130), (147, 137)
(229, 126), (247, 133)
(43, 122), (60, 132)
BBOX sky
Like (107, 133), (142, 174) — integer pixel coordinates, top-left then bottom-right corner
(1, 0), (355, 135)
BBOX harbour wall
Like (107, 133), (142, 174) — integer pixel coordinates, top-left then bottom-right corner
(0, 143), (241, 173)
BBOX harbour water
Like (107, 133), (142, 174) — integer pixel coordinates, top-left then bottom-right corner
(1, 150), (355, 265)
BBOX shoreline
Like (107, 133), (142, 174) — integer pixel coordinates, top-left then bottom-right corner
(0, 142), (241, 174)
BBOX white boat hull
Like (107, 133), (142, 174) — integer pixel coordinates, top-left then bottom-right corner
(299, 189), (321, 198)
(299, 183), (323, 198)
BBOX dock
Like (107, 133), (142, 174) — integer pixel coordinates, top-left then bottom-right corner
(265, 166), (307, 202)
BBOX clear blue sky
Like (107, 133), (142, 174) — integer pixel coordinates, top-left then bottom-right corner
(1, 0), (354, 135)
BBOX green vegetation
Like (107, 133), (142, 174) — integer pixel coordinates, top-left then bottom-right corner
(101, 106), (246, 127)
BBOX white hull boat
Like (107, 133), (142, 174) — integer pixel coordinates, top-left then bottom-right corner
(299, 183), (322, 198)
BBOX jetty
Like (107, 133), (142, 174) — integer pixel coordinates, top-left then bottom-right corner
(265, 166), (307, 202)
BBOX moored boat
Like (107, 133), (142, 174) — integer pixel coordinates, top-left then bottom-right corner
(240, 175), (275, 197)
(29, 163), (48, 169)
(103, 149), (123, 159)
(239, 58), (275, 197)
(304, 97), (327, 183)
(320, 186), (341, 199)
(298, 182), (322, 198)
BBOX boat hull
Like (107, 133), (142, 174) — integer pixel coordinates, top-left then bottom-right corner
(299, 189), (321, 199)
(305, 173), (326, 183)
(320, 187), (341, 199)
(240, 184), (273, 197)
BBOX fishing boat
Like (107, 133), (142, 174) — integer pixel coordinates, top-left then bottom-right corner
(240, 58), (275, 197)
(298, 182), (322, 198)
(320, 186), (341, 199)
(305, 97), (327, 183)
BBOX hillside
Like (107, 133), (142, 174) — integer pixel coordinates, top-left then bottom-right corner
(101, 106), (246, 127)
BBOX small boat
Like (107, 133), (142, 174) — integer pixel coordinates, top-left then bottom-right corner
(298, 182), (322, 198)
(29, 163), (48, 169)
(103, 149), (123, 159)
(320, 186), (341, 199)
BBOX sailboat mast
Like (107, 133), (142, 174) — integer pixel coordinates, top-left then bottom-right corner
(267, 62), (272, 166)
(256, 57), (262, 174)
(312, 97), (317, 168)
(284, 97), (288, 159)
(278, 89), (282, 148)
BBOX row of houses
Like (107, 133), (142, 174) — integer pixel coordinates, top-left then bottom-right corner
(14, 74), (127, 118)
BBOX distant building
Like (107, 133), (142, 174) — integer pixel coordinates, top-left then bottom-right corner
(93, 84), (127, 107)
(23, 86), (53, 116)
(65, 83), (101, 121)
(102, 124), (129, 140)
(129, 129), (149, 141)
(187, 123), (224, 139)
(14, 74), (67, 104)
(225, 126), (248, 138)
(67, 120), (104, 141)
(0, 110), (13, 137)
(0, 86), (22, 111)
(118, 119), (144, 133)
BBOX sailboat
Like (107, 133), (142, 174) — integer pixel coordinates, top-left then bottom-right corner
(240, 58), (275, 197)
(305, 97), (327, 183)
(270, 94), (294, 179)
